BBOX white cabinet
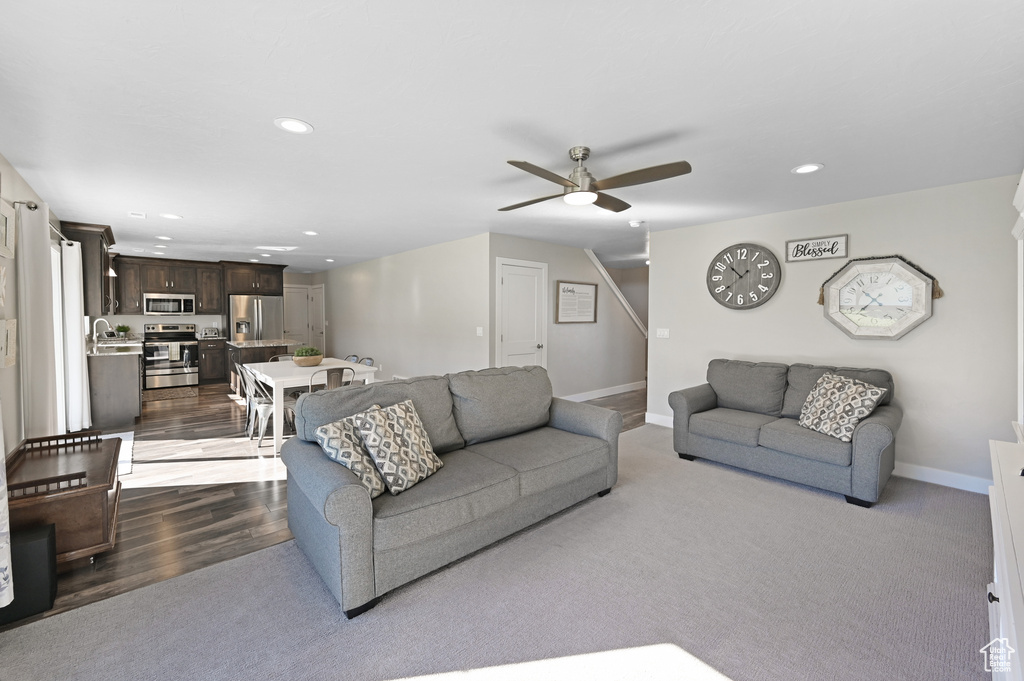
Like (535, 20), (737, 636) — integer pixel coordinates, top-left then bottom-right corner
(988, 439), (1024, 681)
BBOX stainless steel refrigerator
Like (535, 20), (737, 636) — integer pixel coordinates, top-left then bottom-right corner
(229, 295), (284, 342)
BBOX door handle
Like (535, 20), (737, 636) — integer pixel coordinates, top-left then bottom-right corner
(536, 344), (544, 349)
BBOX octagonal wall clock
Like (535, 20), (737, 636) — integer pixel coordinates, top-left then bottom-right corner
(824, 257), (932, 340)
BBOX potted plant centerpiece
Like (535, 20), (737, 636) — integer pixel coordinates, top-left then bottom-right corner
(115, 324), (131, 338)
(292, 346), (323, 367)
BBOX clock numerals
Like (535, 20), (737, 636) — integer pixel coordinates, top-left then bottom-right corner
(825, 258), (933, 340)
(706, 243), (781, 310)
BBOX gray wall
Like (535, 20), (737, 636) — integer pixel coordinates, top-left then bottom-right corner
(606, 265), (649, 327)
(648, 175), (1020, 485)
(488, 233), (647, 398)
(321, 234), (491, 380)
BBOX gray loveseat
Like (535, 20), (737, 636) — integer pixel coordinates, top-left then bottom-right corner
(669, 359), (902, 507)
(281, 365), (622, 617)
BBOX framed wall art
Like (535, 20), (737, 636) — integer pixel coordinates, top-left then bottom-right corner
(785, 234), (847, 262)
(556, 281), (597, 323)
(0, 200), (15, 260)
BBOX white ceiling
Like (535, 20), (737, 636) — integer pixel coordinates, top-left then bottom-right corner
(0, 1), (1022, 271)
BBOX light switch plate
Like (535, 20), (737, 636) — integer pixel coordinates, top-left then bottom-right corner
(656, 328), (670, 339)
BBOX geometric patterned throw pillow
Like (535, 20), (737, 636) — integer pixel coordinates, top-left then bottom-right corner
(798, 372), (888, 443)
(314, 409), (387, 499)
(356, 399), (443, 495)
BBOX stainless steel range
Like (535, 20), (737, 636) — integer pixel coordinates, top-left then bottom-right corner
(143, 323), (199, 389)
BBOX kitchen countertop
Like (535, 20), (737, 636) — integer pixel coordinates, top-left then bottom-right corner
(225, 339), (302, 349)
(88, 340), (143, 356)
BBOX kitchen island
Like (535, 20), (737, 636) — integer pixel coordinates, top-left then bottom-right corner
(87, 340), (142, 429)
(226, 339), (301, 395)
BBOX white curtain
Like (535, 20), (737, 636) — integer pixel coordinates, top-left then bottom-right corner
(16, 203), (58, 438)
(61, 240), (91, 431)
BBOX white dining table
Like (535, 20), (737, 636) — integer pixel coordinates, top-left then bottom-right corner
(244, 358), (379, 454)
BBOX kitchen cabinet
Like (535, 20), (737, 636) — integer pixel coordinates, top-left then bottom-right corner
(61, 222), (115, 317)
(87, 352), (142, 428)
(196, 266), (224, 314)
(222, 263), (285, 295)
(141, 262), (196, 293)
(227, 344), (289, 394)
(114, 258), (142, 314)
(199, 339), (226, 382)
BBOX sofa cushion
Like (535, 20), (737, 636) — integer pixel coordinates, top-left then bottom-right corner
(759, 417), (853, 466)
(798, 373), (888, 443)
(314, 410), (387, 499)
(294, 375), (465, 453)
(372, 449), (519, 551)
(782, 364), (894, 418)
(447, 366), (552, 445)
(707, 359), (788, 417)
(357, 400), (443, 494)
(464, 427), (609, 497)
(689, 408), (779, 448)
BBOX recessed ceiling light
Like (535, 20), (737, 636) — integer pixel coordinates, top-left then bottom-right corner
(274, 117), (314, 134)
(159, 213), (183, 220)
(303, 231), (318, 236)
(153, 244), (166, 249)
(645, 259), (651, 265)
(629, 220), (645, 228)
(325, 259), (335, 263)
(260, 253), (271, 257)
(156, 235), (172, 241)
(255, 246), (297, 252)
(129, 211), (146, 219)
(249, 258), (260, 262)
(791, 163), (824, 175)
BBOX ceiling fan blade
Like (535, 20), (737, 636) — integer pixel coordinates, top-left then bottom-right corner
(593, 192), (631, 213)
(592, 161), (692, 191)
(507, 160), (578, 188)
(498, 193), (563, 211)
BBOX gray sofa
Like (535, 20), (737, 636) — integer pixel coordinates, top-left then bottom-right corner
(281, 365), (622, 618)
(668, 359), (902, 507)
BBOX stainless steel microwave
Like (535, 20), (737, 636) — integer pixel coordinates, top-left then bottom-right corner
(143, 292), (196, 316)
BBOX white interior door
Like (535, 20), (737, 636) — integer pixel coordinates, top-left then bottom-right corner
(283, 286), (309, 346)
(497, 259), (547, 368)
(309, 284), (325, 354)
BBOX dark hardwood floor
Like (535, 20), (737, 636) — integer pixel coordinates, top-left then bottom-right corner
(1, 383), (647, 630)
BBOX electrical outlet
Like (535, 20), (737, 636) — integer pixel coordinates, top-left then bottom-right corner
(476, 327), (484, 336)
(656, 328), (670, 339)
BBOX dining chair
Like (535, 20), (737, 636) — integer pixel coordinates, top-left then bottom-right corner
(237, 363), (295, 447)
(308, 366), (356, 392)
(269, 354), (293, 362)
(343, 354), (359, 363)
(359, 357), (374, 367)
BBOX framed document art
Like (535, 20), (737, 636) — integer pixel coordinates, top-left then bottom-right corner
(0, 200), (14, 260)
(556, 281), (597, 323)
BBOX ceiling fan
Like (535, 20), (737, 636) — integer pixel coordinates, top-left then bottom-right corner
(499, 145), (691, 213)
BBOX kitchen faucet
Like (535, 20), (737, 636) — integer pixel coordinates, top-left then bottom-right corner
(92, 318), (112, 342)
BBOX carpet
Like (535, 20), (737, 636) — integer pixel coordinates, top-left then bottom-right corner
(141, 386), (198, 402)
(0, 426), (993, 681)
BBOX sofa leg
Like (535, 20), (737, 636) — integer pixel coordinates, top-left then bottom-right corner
(678, 453), (695, 461)
(844, 495), (873, 509)
(597, 488), (611, 497)
(343, 596), (382, 619)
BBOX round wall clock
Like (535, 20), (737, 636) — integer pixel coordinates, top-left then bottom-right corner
(706, 243), (782, 309)
(824, 257), (932, 340)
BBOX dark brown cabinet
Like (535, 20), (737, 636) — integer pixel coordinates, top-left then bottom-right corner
(141, 263), (196, 293)
(199, 339), (226, 382)
(223, 263), (284, 295)
(61, 222), (115, 317)
(115, 258), (142, 314)
(227, 344), (289, 394)
(196, 266), (224, 314)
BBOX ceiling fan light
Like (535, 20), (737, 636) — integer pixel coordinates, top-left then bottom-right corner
(563, 191), (598, 206)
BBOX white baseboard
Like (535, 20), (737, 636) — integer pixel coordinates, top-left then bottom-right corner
(641, 415), (990, 495)
(892, 462), (992, 495)
(645, 412), (673, 428)
(560, 381), (646, 403)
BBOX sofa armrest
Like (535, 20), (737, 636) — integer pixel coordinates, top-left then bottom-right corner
(549, 397), (623, 489)
(850, 404), (903, 503)
(668, 383), (718, 455)
(281, 439), (375, 611)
